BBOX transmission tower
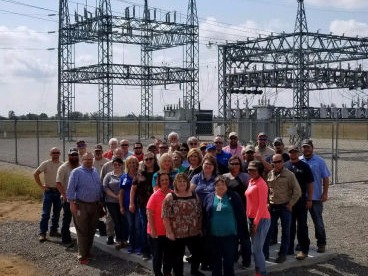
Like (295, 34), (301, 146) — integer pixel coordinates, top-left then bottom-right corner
(218, 0), (368, 143)
(58, 0), (199, 143)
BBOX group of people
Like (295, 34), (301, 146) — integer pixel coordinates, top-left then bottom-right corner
(34, 131), (330, 276)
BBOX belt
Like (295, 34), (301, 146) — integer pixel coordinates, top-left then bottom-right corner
(77, 200), (100, 205)
(47, 187), (59, 192)
(270, 202), (288, 207)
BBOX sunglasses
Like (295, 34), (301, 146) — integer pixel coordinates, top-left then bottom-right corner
(214, 141), (223, 144)
(134, 147), (142, 149)
(189, 142), (197, 146)
(145, 157), (154, 161)
(70, 153), (78, 157)
(120, 144), (129, 147)
(179, 149), (187, 152)
(51, 152), (60, 154)
(272, 160), (283, 164)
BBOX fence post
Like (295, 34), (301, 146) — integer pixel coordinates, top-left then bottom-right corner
(36, 119), (40, 167)
(14, 119), (18, 164)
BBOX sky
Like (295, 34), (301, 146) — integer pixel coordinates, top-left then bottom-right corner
(1, 0), (368, 118)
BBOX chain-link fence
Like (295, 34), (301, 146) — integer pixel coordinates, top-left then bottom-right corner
(1, 119), (367, 184)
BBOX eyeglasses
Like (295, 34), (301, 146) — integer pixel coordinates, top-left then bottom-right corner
(229, 136), (237, 140)
(120, 144), (129, 147)
(51, 152), (60, 154)
(214, 141), (223, 144)
(272, 160), (283, 164)
(230, 162), (240, 166)
(145, 157), (154, 161)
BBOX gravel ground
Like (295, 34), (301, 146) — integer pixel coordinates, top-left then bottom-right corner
(1, 182), (368, 275)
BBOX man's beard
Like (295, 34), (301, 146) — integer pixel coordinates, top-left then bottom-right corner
(69, 158), (79, 168)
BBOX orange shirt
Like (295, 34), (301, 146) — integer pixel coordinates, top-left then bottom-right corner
(245, 177), (270, 226)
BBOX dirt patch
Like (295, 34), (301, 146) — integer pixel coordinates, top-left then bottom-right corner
(0, 201), (41, 222)
(0, 254), (45, 276)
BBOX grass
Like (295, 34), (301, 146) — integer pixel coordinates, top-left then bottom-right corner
(0, 169), (42, 201)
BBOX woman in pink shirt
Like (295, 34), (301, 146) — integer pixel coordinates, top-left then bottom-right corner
(245, 161), (270, 276)
(147, 172), (172, 276)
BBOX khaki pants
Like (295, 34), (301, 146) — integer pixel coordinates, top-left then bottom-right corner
(73, 201), (99, 259)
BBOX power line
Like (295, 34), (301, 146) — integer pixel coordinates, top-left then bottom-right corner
(0, 0), (57, 13)
(0, 9), (57, 22)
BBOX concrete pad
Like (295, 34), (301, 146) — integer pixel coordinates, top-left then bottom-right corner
(71, 227), (336, 275)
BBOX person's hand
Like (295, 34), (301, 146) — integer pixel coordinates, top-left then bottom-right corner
(321, 194), (328, 202)
(120, 207), (125, 215)
(286, 203), (292, 212)
(306, 200), (313, 209)
(129, 203), (135, 213)
(254, 152), (262, 161)
(70, 201), (78, 215)
(250, 224), (257, 237)
(166, 232), (175, 241)
(150, 230), (158, 238)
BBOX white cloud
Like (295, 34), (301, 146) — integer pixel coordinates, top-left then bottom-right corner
(308, 0), (368, 9)
(330, 19), (368, 37)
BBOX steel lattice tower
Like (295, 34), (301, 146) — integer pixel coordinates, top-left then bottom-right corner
(58, 0), (74, 140)
(185, 0), (200, 135)
(218, 0), (368, 143)
(97, 0), (113, 143)
(58, 0), (199, 143)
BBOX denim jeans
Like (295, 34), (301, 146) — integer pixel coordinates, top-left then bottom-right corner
(264, 204), (292, 257)
(106, 202), (125, 242)
(250, 218), (270, 276)
(138, 206), (150, 255)
(39, 190), (62, 235)
(309, 200), (326, 246)
(61, 201), (72, 243)
(127, 210), (142, 250)
(211, 235), (238, 276)
(290, 199), (310, 254)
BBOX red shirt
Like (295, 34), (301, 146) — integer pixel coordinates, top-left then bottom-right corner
(102, 150), (113, 160)
(146, 189), (172, 236)
(245, 177), (270, 226)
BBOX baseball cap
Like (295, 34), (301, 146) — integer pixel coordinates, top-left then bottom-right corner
(68, 147), (78, 154)
(273, 137), (283, 145)
(206, 144), (216, 151)
(247, 161), (258, 171)
(229, 132), (238, 139)
(244, 145), (255, 153)
(94, 144), (103, 151)
(76, 140), (87, 148)
(200, 142), (207, 149)
(288, 145), (300, 152)
(302, 139), (313, 147)
(257, 132), (267, 138)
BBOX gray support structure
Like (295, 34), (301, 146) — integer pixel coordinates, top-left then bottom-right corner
(98, 0), (113, 143)
(218, 0), (368, 143)
(185, 0), (200, 135)
(58, 0), (199, 143)
(58, 0), (74, 140)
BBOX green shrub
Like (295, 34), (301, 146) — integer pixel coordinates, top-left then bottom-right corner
(0, 170), (42, 201)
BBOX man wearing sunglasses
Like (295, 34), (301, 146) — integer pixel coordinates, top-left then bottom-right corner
(34, 147), (64, 242)
(264, 154), (301, 263)
(56, 147), (80, 245)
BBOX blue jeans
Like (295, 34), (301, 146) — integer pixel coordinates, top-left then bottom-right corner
(309, 200), (326, 246)
(250, 218), (270, 276)
(127, 210), (142, 250)
(264, 204), (292, 257)
(61, 201), (72, 243)
(138, 206), (150, 255)
(39, 190), (61, 235)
